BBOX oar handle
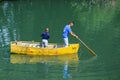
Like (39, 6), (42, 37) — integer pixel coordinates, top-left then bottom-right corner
(77, 37), (97, 56)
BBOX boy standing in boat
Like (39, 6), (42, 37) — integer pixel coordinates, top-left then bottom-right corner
(62, 21), (78, 47)
(41, 28), (50, 47)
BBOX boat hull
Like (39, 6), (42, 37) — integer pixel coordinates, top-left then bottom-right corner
(10, 41), (80, 56)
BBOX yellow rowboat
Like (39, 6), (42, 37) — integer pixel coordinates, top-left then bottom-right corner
(10, 41), (80, 56)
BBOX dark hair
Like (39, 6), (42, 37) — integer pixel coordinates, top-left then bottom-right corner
(68, 21), (74, 24)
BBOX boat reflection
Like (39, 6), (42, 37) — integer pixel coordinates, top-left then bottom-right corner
(10, 53), (79, 64)
(10, 53), (79, 79)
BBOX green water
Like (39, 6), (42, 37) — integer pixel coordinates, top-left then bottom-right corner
(0, 0), (120, 80)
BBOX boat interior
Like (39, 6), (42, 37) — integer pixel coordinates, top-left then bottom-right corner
(11, 41), (65, 48)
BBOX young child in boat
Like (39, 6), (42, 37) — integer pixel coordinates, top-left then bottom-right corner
(41, 28), (50, 48)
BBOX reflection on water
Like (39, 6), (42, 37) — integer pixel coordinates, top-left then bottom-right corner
(0, 1), (19, 47)
(63, 61), (71, 79)
(71, 0), (116, 32)
(10, 54), (79, 79)
(10, 53), (79, 64)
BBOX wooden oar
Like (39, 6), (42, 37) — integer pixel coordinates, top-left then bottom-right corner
(76, 37), (97, 56)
